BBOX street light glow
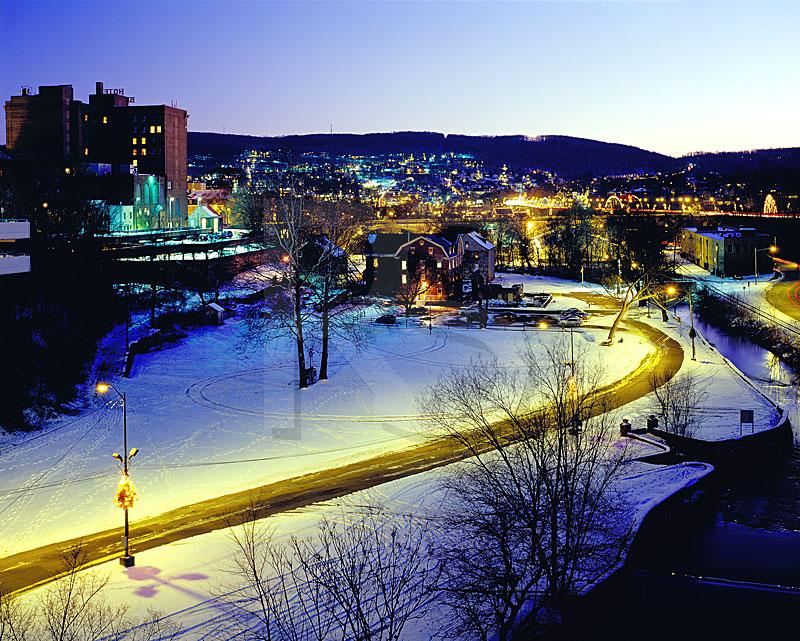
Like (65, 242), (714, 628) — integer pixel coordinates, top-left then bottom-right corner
(96, 382), (110, 394)
(666, 285), (677, 296)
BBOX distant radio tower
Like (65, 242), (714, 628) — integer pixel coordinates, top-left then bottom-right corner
(330, 123), (333, 134)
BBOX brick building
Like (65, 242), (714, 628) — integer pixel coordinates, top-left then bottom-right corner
(4, 82), (188, 230)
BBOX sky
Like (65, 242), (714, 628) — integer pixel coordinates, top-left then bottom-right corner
(1, 0), (798, 156)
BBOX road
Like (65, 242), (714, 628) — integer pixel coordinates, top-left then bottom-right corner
(0, 316), (683, 596)
(766, 279), (800, 322)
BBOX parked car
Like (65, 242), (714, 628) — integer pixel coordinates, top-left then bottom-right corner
(494, 312), (517, 324)
(408, 306), (428, 317)
(445, 317), (469, 327)
(375, 314), (396, 325)
(559, 318), (582, 328)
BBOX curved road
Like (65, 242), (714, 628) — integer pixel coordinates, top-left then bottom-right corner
(766, 279), (800, 322)
(0, 316), (683, 596)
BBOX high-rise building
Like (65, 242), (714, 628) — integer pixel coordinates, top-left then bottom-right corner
(4, 82), (188, 229)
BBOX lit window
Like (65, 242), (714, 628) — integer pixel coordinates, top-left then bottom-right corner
(84, 147), (88, 156)
(149, 125), (155, 134)
(141, 137), (146, 145)
(156, 125), (162, 133)
(141, 148), (147, 156)
(428, 247), (434, 256)
(437, 261), (442, 269)
(102, 116), (108, 124)
(83, 114), (88, 122)
(132, 137), (138, 145)
(132, 149), (138, 156)
(132, 159), (138, 167)
(373, 258), (379, 268)
(401, 274), (407, 284)
(401, 260), (407, 271)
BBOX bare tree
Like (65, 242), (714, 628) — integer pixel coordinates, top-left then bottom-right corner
(649, 369), (708, 438)
(604, 272), (669, 345)
(0, 546), (180, 641)
(243, 190), (318, 389)
(305, 200), (371, 380)
(419, 338), (632, 638)
(394, 263), (430, 326)
(0, 586), (34, 641)
(222, 505), (439, 641)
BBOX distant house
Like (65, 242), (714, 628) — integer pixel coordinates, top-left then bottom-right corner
(681, 226), (773, 277)
(395, 234), (463, 301)
(188, 205), (222, 233)
(363, 230), (495, 302)
(460, 231), (495, 296)
(363, 232), (413, 296)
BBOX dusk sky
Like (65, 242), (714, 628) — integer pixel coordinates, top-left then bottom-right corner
(1, 0), (798, 156)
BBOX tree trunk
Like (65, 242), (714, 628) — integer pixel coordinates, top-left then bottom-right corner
(294, 276), (308, 389)
(605, 301), (629, 344)
(320, 303), (330, 381)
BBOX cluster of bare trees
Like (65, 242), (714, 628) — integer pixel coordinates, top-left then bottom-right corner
(240, 185), (371, 388)
(221, 506), (439, 641)
(0, 547), (180, 641)
(419, 338), (633, 639)
(648, 370), (708, 438)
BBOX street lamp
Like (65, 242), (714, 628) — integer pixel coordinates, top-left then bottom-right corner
(754, 245), (778, 285)
(96, 382), (138, 567)
(665, 284), (697, 360)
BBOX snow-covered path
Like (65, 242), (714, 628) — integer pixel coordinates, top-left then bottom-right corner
(0, 308), (651, 558)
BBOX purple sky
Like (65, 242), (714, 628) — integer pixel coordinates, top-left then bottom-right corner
(1, 1), (798, 156)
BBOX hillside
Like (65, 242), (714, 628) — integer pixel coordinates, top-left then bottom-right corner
(188, 131), (679, 178)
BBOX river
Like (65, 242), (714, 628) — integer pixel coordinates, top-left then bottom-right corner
(553, 309), (800, 640)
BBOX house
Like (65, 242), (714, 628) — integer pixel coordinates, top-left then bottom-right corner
(681, 226), (773, 277)
(460, 231), (495, 297)
(188, 205), (222, 233)
(363, 230), (495, 302)
(394, 234), (463, 301)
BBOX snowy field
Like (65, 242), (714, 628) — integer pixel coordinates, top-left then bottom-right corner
(0, 288), (652, 557)
(15, 448), (711, 641)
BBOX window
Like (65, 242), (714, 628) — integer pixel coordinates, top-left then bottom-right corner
(141, 137), (146, 145)
(401, 260), (407, 271)
(84, 147), (88, 156)
(132, 159), (138, 167)
(132, 137), (138, 145)
(401, 274), (407, 284)
(428, 247), (434, 256)
(410, 246), (415, 254)
(149, 125), (155, 134)
(83, 114), (88, 122)
(141, 148), (147, 156)
(102, 116), (108, 124)
(156, 125), (162, 133)
(437, 261), (442, 269)
(132, 149), (138, 156)
(373, 258), (379, 268)
(167, 181), (172, 189)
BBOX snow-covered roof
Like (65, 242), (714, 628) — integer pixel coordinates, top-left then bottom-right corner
(193, 205), (221, 219)
(462, 231), (494, 251)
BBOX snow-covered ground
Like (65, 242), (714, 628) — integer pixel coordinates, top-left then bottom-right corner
(0, 289), (652, 558)
(16, 449), (712, 641)
(675, 259), (796, 326)
(9, 270), (764, 638)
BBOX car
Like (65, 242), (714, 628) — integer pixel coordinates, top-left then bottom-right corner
(375, 314), (396, 325)
(559, 318), (582, 328)
(494, 312), (517, 324)
(408, 306), (428, 317)
(445, 317), (469, 327)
